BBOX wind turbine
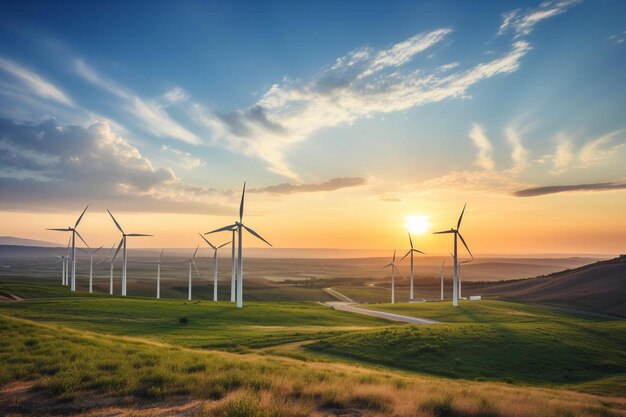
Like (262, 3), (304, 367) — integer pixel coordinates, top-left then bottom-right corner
(401, 233), (425, 301)
(434, 204), (473, 307)
(383, 250), (400, 304)
(458, 258), (472, 299)
(186, 246), (201, 301)
(96, 244), (116, 295)
(80, 246), (103, 293)
(199, 234), (231, 301)
(107, 210), (153, 296)
(206, 182), (272, 308)
(52, 238), (71, 286)
(47, 205), (89, 291)
(139, 250), (165, 299)
(439, 258), (446, 301)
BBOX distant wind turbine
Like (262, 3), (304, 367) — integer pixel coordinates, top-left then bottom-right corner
(199, 234), (231, 301)
(108, 210), (153, 296)
(52, 237), (71, 286)
(46, 205), (89, 291)
(96, 244), (116, 295)
(434, 204), (473, 307)
(458, 258), (472, 299)
(80, 246), (103, 293)
(401, 233), (425, 301)
(384, 250), (400, 304)
(206, 182), (272, 308)
(138, 249), (165, 298)
(186, 246), (201, 301)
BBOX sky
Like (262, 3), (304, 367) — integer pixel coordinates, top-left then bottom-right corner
(0, 0), (625, 255)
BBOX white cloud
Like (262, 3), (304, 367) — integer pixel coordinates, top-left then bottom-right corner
(197, 34), (532, 179)
(551, 134), (574, 174)
(579, 130), (625, 166)
(0, 57), (73, 106)
(469, 124), (495, 170)
(75, 60), (199, 145)
(498, 0), (581, 38)
(505, 127), (529, 173)
(160, 144), (205, 170)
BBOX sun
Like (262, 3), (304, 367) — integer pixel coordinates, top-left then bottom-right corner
(405, 215), (430, 235)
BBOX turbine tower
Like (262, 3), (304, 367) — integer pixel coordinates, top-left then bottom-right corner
(108, 210), (153, 296)
(139, 249), (165, 298)
(52, 239), (71, 286)
(186, 246), (201, 301)
(47, 205), (89, 291)
(96, 244), (116, 295)
(80, 246), (103, 293)
(434, 204), (473, 307)
(458, 258), (472, 299)
(383, 250), (400, 304)
(401, 233), (425, 301)
(199, 234), (231, 301)
(206, 182), (272, 308)
(439, 258), (446, 301)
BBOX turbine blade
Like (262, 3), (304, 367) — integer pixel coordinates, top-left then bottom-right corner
(433, 230), (454, 234)
(192, 245), (199, 259)
(79, 248), (89, 255)
(47, 228), (70, 232)
(206, 224), (238, 234)
(198, 233), (216, 249)
(65, 236), (72, 256)
(392, 250), (396, 262)
(382, 263), (392, 269)
(408, 232), (413, 249)
(92, 245), (103, 255)
(400, 250), (411, 261)
(457, 203), (467, 229)
(111, 238), (124, 263)
(239, 181), (246, 223)
(217, 241), (231, 249)
(126, 233), (153, 237)
(192, 261), (201, 278)
(458, 232), (473, 259)
(74, 229), (88, 247)
(243, 225), (272, 247)
(74, 204), (89, 228)
(159, 249), (164, 259)
(413, 249), (426, 255)
(107, 210), (124, 234)
(440, 258), (446, 272)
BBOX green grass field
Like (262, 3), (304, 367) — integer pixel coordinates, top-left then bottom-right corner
(1, 282), (625, 416)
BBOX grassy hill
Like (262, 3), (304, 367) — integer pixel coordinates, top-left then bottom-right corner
(472, 257), (626, 316)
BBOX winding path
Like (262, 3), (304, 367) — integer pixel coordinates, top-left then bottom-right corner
(326, 301), (439, 325)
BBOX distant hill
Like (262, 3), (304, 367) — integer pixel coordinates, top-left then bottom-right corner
(475, 256), (626, 316)
(0, 236), (61, 247)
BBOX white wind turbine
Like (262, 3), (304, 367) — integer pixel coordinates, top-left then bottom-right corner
(47, 205), (89, 291)
(206, 182), (272, 308)
(185, 246), (201, 301)
(96, 244), (116, 295)
(52, 237), (72, 286)
(400, 233), (425, 301)
(139, 250), (165, 299)
(384, 250), (400, 304)
(439, 258), (446, 301)
(199, 234), (231, 302)
(80, 246), (103, 293)
(107, 210), (153, 296)
(458, 258), (472, 300)
(434, 204), (473, 307)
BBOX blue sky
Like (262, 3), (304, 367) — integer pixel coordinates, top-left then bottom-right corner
(0, 0), (625, 252)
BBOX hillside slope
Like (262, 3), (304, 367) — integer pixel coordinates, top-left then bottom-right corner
(474, 257), (626, 316)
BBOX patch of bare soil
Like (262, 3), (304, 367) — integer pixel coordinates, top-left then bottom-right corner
(0, 381), (204, 417)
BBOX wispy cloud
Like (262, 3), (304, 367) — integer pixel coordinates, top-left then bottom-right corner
(608, 30), (626, 44)
(579, 130), (625, 167)
(514, 181), (626, 197)
(75, 60), (199, 144)
(551, 134), (574, 174)
(197, 32), (532, 179)
(505, 127), (529, 173)
(498, 0), (582, 38)
(253, 177), (367, 194)
(0, 57), (73, 106)
(469, 124), (495, 170)
(160, 144), (205, 170)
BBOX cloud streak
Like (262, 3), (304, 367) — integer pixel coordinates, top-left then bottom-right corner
(498, 0), (581, 38)
(514, 181), (626, 197)
(253, 177), (367, 194)
(0, 57), (73, 106)
(469, 124), (495, 170)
